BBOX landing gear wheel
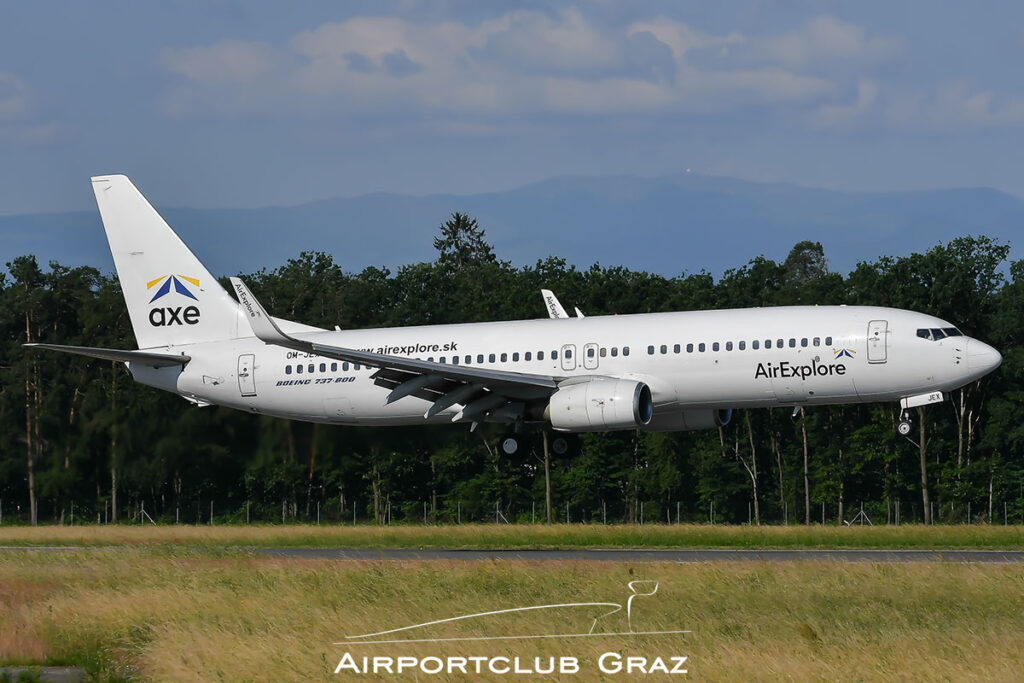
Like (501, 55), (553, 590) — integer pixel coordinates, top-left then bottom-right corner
(551, 436), (570, 456)
(500, 435), (521, 456)
(897, 420), (913, 436)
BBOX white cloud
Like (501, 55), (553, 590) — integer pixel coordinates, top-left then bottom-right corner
(813, 79), (879, 129)
(0, 72), (31, 120)
(155, 9), (1024, 133)
(763, 16), (903, 68)
(159, 11), (840, 120)
(813, 80), (1024, 131)
(162, 40), (281, 86)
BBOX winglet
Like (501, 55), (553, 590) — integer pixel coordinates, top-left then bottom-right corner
(541, 289), (569, 319)
(229, 277), (293, 344)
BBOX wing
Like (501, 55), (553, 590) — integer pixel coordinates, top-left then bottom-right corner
(230, 278), (559, 423)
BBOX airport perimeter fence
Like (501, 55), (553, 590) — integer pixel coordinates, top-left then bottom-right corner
(2, 495), (1024, 527)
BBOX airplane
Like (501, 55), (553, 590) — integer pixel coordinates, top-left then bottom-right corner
(541, 289), (585, 319)
(29, 175), (1002, 457)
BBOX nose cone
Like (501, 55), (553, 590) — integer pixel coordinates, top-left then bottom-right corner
(967, 339), (1002, 378)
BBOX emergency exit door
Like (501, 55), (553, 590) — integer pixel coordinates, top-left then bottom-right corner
(238, 354), (257, 396)
(867, 320), (888, 363)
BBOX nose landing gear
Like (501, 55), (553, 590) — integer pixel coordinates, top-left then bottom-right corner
(897, 410), (913, 436)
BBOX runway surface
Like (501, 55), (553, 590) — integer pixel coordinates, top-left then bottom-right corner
(5, 546), (1024, 562)
(254, 548), (1024, 563)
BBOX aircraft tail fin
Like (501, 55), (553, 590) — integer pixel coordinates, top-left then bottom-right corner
(91, 175), (243, 349)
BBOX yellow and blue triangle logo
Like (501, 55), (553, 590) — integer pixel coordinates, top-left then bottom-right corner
(147, 275), (199, 303)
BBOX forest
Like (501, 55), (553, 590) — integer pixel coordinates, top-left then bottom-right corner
(1, 214), (1021, 527)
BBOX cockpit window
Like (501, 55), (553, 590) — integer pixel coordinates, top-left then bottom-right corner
(918, 327), (963, 341)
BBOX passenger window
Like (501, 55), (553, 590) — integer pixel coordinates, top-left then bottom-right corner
(611, 348), (618, 357)
(753, 340), (759, 349)
(623, 347), (630, 356)
(452, 357), (460, 365)
(320, 363), (327, 372)
(777, 339), (784, 348)
(439, 357), (446, 364)
(813, 337), (820, 346)
(712, 342), (720, 351)
(565, 349), (572, 359)
(538, 351), (545, 360)
(660, 345), (667, 354)
(825, 336), (833, 345)
(512, 352), (520, 361)
(488, 353), (495, 363)
(462, 355), (469, 364)
(343, 362), (350, 371)
(296, 365), (303, 374)
(673, 344), (680, 354)
(800, 338), (808, 348)
(587, 347), (595, 357)
(699, 343), (706, 352)
(552, 350), (558, 360)
(599, 347), (606, 357)
(354, 364), (361, 371)
(478, 354), (485, 363)
(648, 345), (655, 355)
(726, 341), (733, 351)
(331, 362), (338, 372)
(739, 341), (746, 350)
(285, 365), (292, 375)
(526, 352), (532, 361)
(308, 364), (315, 373)
(686, 343), (693, 353)
(500, 353), (507, 362)
(788, 339), (795, 348)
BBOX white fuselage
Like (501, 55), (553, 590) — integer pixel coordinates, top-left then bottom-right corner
(128, 305), (999, 427)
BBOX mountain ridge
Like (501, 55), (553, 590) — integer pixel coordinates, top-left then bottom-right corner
(1, 174), (1019, 278)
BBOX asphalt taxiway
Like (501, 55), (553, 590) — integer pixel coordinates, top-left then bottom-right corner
(253, 548), (1024, 562)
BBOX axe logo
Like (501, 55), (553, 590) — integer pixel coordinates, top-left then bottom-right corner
(149, 306), (200, 327)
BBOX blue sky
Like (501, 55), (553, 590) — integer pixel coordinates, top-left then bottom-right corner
(2, 1), (1024, 214)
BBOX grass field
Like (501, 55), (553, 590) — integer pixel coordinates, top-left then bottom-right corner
(2, 545), (1023, 681)
(2, 522), (1024, 549)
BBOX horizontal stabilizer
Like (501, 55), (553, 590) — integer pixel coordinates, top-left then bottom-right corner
(26, 343), (191, 368)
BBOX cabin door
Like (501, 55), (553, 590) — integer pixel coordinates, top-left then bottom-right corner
(867, 320), (888, 363)
(237, 354), (256, 396)
(561, 344), (577, 371)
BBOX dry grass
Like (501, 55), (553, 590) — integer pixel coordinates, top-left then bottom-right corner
(1, 522), (1023, 550)
(1, 547), (1023, 681)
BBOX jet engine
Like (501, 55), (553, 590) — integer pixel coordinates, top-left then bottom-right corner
(547, 379), (653, 432)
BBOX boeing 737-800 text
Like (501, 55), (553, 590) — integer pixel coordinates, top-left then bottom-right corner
(29, 176), (1002, 450)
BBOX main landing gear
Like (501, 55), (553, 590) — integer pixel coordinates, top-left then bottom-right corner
(498, 431), (575, 457)
(500, 435), (521, 456)
(897, 411), (913, 436)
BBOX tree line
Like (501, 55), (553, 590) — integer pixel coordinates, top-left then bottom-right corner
(1, 213), (1021, 526)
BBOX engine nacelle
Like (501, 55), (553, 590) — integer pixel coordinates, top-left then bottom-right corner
(547, 379), (653, 432)
(643, 408), (733, 432)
